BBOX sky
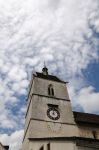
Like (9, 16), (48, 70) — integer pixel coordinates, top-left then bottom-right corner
(0, 0), (99, 149)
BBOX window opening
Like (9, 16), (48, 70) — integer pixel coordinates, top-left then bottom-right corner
(92, 131), (97, 139)
(52, 88), (54, 96)
(48, 87), (50, 95)
(47, 143), (50, 150)
(47, 104), (58, 108)
(39, 146), (44, 150)
(48, 84), (54, 96)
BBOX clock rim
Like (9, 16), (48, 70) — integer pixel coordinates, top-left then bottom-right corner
(47, 107), (60, 120)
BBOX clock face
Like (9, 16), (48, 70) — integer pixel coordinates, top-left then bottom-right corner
(47, 107), (60, 120)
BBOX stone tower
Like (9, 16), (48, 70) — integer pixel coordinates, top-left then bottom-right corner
(22, 66), (99, 150)
(22, 66), (79, 150)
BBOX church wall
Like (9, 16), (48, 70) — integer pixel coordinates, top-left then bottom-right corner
(31, 95), (75, 124)
(29, 141), (76, 150)
(51, 142), (75, 150)
(29, 141), (47, 150)
(78, 126), (99, 139)
(22, 137), (29, 150)
(28, 120), (78, 138)
(24, 99), (32, 133)
(24, 140), (99, 150)
(0, 144), (5, 150)
(26, 117), (99, 140)
(32, 77), (69, 100)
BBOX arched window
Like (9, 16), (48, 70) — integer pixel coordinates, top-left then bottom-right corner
(48, 86), (51, 95)
(52, 88), (54, 96)
(48, 84), (54, 96)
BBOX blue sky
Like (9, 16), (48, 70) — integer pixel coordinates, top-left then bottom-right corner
(83, 62), (99, 92)
(0, 0), (99, 149)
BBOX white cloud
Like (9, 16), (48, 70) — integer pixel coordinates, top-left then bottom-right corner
(0, 130), (24, 150)
(8, 66), (27, 82)
(76, 86), (99, 114)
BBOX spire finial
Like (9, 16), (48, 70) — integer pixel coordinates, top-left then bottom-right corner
(42, 62), (48, 75)
(44, 61), (46, 67)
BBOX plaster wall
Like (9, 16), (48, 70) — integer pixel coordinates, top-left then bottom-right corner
(22, 138), (29, 150)
(23, 140), (99, 150)
(31, 95), (75, 124)
(51, 142), (75, 150)
(29, 141), (76, 150)
(0, 144), (5, 150)
(24, 99), (32, 132)
(78, 126), (99, 139)
(28, 120), (78, 138)
(32, 77), (69, 100)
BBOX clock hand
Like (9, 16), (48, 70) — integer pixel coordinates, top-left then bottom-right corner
(52, 110), (55, 115)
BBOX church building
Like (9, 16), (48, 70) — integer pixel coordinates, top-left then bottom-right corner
(22, 66), (99, 150)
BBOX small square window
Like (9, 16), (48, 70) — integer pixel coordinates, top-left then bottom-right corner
(47, 104), (58, 108)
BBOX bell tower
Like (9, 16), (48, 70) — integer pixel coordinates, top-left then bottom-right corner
(22, 66), (78, 150)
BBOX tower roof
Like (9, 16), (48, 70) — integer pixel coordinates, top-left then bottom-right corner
(35, 72), (67, 83)
(33, 65), (68, 83)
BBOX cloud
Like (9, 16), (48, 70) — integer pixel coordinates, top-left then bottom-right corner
(76, 86), (99, 114)
(0, 0), (99, 149)
(0, 130), (24, 150)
